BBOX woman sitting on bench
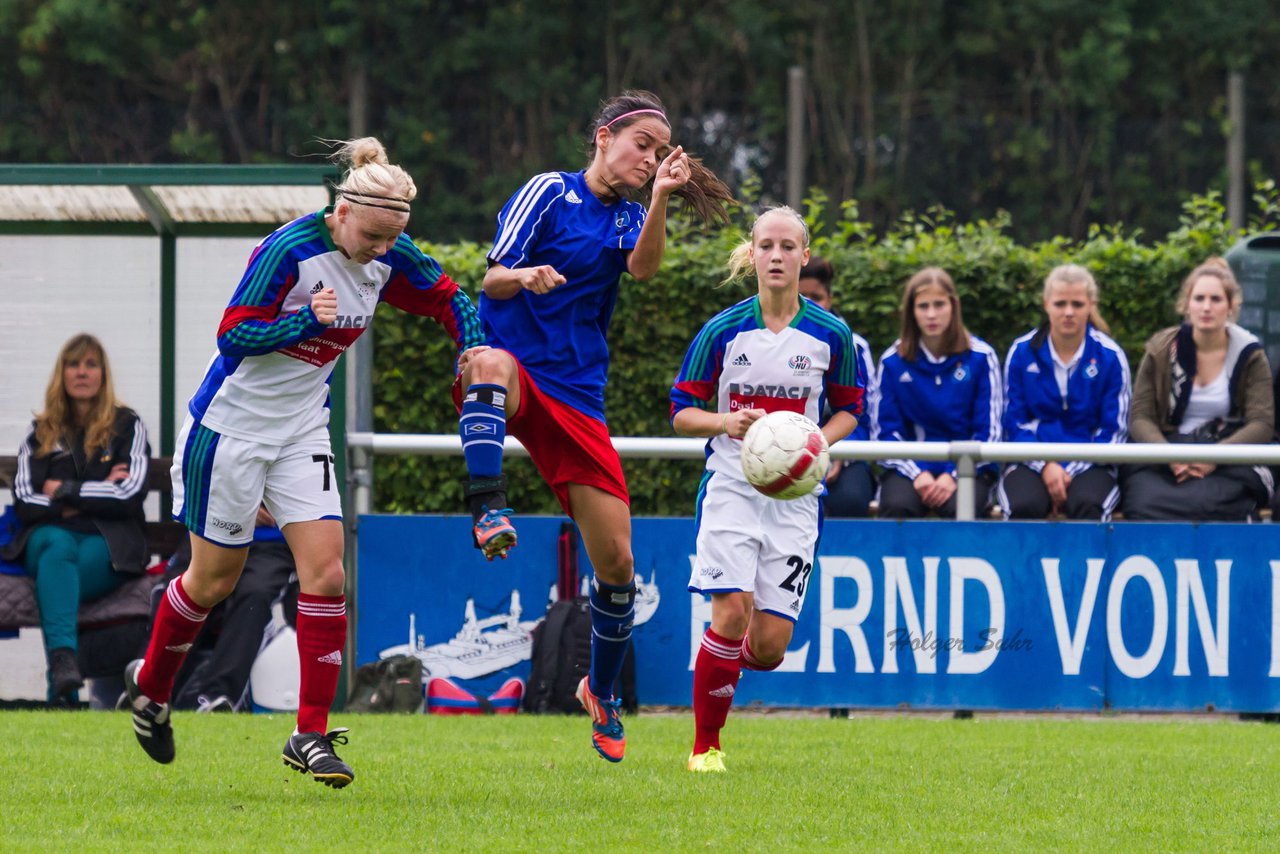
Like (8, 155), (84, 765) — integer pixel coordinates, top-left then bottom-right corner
(1, 333), (150, 702)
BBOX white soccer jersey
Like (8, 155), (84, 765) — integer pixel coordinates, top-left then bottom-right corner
(671, 296), (864, 482)
(188, 211), (481, 445)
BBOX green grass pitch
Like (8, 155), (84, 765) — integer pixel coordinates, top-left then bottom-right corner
(7, 710), (1279, 850)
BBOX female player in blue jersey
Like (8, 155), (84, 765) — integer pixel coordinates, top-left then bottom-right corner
(671, 207), (864, 773)
(124, 137), (485, 788)
(999, 264), (1131, 519)
(874, 267), (1003, 518)
(456, 90), (733, 763)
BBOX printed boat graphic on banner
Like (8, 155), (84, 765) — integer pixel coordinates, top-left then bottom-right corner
(635, 570), (661, 625)
(379, 590), (539, 680)
(379, 572), (662, 680)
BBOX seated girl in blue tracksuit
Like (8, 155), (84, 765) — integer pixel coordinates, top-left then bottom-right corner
(873, 267), (1003, 518)
(999, 264), (1131, 520)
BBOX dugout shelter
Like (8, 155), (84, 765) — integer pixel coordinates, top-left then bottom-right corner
(0, 164), (347, 701)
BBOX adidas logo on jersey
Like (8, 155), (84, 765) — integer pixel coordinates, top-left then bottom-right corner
(708, 684), (736, 698)
(1026, 362), (1040, 373)
(789, 598), (801, 611)
(565, 189), (583, 204)
(899, 371), (913, 382)
(318, 650), (343, 665)
(310, 281), (324, 295)
(732, 353), (752, 367)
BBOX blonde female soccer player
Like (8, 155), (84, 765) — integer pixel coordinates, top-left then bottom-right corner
(670, 207), (865, 772)
(124, 137), (485, 788)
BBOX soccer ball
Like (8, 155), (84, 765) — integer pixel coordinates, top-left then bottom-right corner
(739, 411), (830, 500)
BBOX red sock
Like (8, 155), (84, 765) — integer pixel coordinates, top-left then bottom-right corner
(296, 593), (347, 734)
(692, 628), (743, 754)
(138, 574), (210, 703)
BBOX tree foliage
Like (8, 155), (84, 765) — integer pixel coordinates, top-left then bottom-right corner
(370, 184), (1280, 517)
(1, 0), (1278, 242)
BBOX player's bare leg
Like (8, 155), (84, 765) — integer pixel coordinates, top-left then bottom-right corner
(570, 485), (635, 761)
(460, 349), (521, 560)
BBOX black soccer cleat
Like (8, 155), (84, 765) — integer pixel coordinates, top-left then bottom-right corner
(125, 659), (175, 764)
(282, 728), (355, 789)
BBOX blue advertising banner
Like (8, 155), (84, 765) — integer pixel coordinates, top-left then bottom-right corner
(355, 515), (1280, 712)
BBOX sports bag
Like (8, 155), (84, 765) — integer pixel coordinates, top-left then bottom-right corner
(345, 654), (424, 713)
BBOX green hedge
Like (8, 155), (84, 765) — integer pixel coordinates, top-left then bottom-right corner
(372, 183), (1280, 516)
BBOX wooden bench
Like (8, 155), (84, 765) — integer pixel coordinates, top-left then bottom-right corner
(0, 455), (186, 678)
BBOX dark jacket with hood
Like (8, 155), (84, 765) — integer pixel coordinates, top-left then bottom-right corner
(2, 407), (151, 574)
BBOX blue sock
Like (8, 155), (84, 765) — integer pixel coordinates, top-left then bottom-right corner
(588, 576), (635, 699)
(460, 383), (507, 478)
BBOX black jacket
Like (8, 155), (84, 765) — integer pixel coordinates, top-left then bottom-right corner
(2, 407), (151, 574)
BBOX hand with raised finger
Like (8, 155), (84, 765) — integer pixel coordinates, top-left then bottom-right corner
(653, 145), (689, 198)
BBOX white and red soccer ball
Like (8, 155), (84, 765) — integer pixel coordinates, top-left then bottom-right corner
(739, 411), (830, 500)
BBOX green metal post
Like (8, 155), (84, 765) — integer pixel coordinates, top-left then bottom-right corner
(159, 232), (177, 519)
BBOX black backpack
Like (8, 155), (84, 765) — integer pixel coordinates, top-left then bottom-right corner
(524, 596), (593, 714)
(524, 522), (637, 714)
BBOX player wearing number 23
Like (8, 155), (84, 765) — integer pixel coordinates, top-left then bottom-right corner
(670, 206), (863, 773)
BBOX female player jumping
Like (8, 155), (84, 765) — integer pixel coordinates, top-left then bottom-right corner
(124, 137), (485, 788)
(670, 207), (864, 772)
(457, 90), (733, 762)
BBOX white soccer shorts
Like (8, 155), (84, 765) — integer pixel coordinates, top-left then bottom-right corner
(171, 418), (342, 546)
(687, 472), (820, 622)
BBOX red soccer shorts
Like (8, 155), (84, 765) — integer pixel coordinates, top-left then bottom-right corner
(453, 354), (629, 516)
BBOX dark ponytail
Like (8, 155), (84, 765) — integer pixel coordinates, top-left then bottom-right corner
(588, 90), (735, 224)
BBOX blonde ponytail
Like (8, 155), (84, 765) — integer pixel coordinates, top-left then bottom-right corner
(325, 136), (416, 213)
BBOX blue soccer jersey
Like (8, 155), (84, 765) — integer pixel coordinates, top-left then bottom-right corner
(482, 171), (646, 421)
(670, 296), (865, 482)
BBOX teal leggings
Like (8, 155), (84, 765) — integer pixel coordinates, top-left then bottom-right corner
(24, 526), (126, 652)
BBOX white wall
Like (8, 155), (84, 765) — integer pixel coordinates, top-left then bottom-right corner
(0, 233), (260, 700)
(0, 234), (261, 461)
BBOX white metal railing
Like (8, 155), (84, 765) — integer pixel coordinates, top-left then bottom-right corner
(346, 432), (1280, 521)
